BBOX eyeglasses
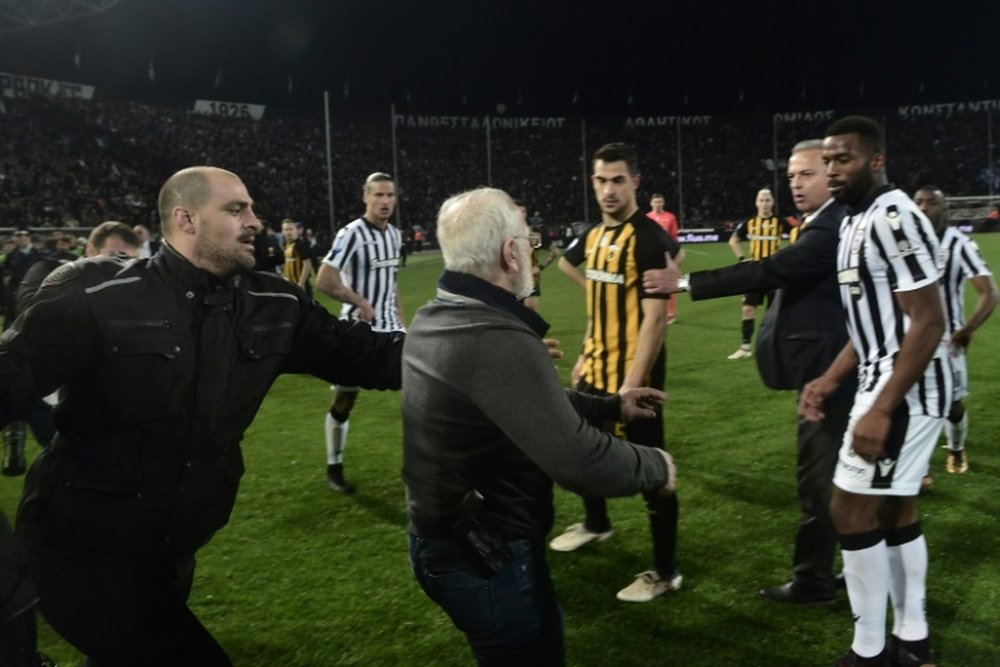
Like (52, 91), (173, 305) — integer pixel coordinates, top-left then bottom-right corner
(513, 235), (542, 249)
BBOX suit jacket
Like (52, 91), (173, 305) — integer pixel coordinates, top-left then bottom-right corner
(689, 199), (855, 397)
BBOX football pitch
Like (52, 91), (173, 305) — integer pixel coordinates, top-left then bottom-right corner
(3, 236), (998, 666)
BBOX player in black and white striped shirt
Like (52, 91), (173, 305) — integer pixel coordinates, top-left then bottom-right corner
(315, 172), (405, 492)
(913, 186), (998, 479)
(800, 117), (947, 667)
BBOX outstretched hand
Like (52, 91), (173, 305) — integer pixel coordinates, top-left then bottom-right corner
(542, 338), (564, 361)
(642, 253), (682, 294)
(619, 386), (666, 421)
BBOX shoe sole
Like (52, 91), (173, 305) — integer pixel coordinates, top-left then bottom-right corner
(617, 576), (682, 603)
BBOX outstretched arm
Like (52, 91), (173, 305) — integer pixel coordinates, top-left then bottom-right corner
(315, 263), (375, 322)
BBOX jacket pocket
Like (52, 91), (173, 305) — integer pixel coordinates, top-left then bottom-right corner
(99, 319), (188, 419)
(105, 319), (184, 358)
(238, 321), (294, 359)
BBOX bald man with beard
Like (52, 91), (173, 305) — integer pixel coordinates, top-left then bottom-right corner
(0, 166), (403, 666)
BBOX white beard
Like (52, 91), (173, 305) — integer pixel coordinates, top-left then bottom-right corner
(514, 253), (534, 300)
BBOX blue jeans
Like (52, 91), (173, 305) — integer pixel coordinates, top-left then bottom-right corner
(409, 535), (564, 666)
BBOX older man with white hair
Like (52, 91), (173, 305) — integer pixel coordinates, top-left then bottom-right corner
(402, 187), (676, 665)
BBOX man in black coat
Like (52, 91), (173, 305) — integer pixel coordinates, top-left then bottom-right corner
(0, 166), (402, 666)
(644, 139), (853, 605)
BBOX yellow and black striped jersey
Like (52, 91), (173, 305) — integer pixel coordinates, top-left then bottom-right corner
(789, 222), (802, 244)
(734, 215), (789, 259)
(283, 237), (312, 285)
(563, 212), (676, 393)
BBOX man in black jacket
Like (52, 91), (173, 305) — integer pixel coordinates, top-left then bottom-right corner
(644, 140), (853, 605)
(0, 166), (402, 666)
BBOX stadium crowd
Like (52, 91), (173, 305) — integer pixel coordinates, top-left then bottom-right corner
(3, 96), (1000, 243)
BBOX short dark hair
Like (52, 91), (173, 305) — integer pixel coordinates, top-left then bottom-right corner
(89, 221), (140, 252)
(825, 115), (885, 154)
(915, 184), (946, 198)
(593, 143), (639, 176)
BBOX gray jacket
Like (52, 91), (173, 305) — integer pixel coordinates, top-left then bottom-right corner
(402, 272), (668, 540)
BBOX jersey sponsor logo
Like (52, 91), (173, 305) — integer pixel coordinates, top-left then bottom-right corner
(585, 268), (625, 285)
(839, 460), (867, 476)
(370, 258), (399, 269)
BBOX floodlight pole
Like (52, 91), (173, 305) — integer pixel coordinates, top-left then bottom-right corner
(324, 90), (335, 236)
(581, 118), (589, 223)
(989, 111), (995, 200)
(485, 115), (493, 187)
(391, 103), (402, 228)
(676, 119), (684, 228)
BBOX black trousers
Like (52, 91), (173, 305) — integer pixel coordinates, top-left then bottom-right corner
(791, 396), (851, 594)
(28, 549), (232, 667)
(577, 383), (679, 577)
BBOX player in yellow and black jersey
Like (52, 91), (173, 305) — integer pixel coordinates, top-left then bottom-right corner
(281, 218), (314, 298)
(725, 188), (791, 359)
(552, 142), (682, 604)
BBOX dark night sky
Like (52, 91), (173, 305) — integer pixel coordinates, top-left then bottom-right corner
(1, 0), (998, 114)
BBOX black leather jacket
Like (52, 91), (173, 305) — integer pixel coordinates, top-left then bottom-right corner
(0, 244), (401, 557)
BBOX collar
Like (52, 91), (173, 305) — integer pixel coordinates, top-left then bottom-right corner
(802, 198), (835, 226)
(848, 184), (895, 216)
(438, 270), (549, 337)
(362, 216), (390, 232)
(155, 239), (234, 293)
(603, 208), (644, 229)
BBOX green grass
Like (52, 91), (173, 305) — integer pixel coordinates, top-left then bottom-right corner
(3, 237), (1000, 666)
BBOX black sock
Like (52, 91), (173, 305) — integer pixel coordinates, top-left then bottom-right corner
(741, 319), (754, 346)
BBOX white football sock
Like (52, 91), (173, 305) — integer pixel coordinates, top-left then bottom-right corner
(945, 411), (968, 452)
(843, 539), (889, 658)
(325, 413), (349, 465)
(887, 534), (929, 641)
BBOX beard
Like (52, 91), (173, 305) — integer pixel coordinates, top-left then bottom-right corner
(514, 249), (535, 299)
(198, 234), (256, 278)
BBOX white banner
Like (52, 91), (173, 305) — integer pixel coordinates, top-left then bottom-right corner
(772, 110), (835, 123)
(193, 99), (266, 121)
(0, 72), (95, 100)
(898, 100), (1000, 118)
(623, 115), (712, 128)
(394, 115), (568, 130)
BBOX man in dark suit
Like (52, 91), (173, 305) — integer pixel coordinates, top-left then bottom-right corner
(644, 139), (853, 605)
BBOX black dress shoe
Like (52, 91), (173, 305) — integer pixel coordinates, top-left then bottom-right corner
(834, 648), (889, 666)
(759, 581), (836, 606)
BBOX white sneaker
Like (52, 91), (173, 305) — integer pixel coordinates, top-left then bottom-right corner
(727, 347), (753, 360)
(616, 570), (683, 602)
(548, 523), (613, 552)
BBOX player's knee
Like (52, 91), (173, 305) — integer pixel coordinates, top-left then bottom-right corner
(948, 401), (965, 423)
(829, 489), (880, 534)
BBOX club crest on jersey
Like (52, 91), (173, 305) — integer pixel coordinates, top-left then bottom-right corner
(885, 206), (902, 231)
